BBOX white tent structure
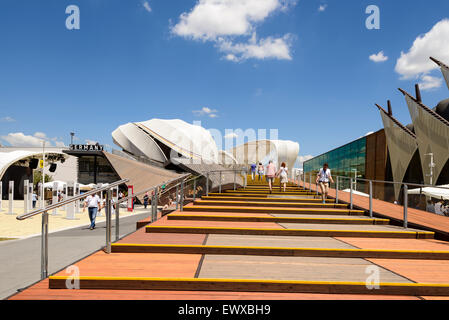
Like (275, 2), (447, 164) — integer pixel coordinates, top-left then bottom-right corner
(408, 185), (449, 200)
(227, 140), (300, 170)
(0, 150), (68, 180)
(112, 119), (219, 165)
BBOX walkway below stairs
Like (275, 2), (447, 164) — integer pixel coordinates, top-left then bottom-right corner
(9, 177), (449, 300)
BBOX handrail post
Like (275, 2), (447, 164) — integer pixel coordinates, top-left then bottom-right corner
(105, 189), (112, 254)
(244, 170), (247, 188)
(41, 211), (48, 279)
(193, 178), (197, 201)
(309, 172), (312, 192)
(336, 176), (339, 204)
(219, 172), (222, 193)
(403, 184), (408, 229)
(369, 180), (373, 218)
(206, 172), (209, 196)
(115, 197), (120, 241)
(151, 191), (155, 222)
(154, 187), (158, 220)
(233, 171), (236, 190)
(176, 184), (179, 210)
(180, 180), (184, 212)
(350, 178), (353, 210)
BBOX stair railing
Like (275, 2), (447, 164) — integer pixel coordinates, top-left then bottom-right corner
(302, 173), (449, 229)
(16, 179), (129, 280)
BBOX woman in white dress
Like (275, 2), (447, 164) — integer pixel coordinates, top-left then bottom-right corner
(277, 162), (289, 192)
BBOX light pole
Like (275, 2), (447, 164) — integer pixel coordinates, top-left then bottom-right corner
(425, 153), (435, 185)
(351, 168), (358, 191)
(70, 132), (75, 145)
(41, 140), (46, 209)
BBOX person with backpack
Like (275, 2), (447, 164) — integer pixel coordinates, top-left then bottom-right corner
(276, 162), (289, 192)
(316, 163), (334, 204)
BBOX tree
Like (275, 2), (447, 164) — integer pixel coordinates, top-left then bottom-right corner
(33, 171), (53, 188)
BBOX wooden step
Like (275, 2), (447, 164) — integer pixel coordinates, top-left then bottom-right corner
(207, 193), (318, 198)
(48, 276), (449, 296)
(226, 190), (315, 195)
(202, 196), (335, 203)
(183, 205), (364, 216)
(145, 226), (434, 239)
(194, 200), (348, 209)
(110, 243), (449, 260)
(167, 214), (388, 225)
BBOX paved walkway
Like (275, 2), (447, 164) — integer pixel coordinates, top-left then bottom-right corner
(0, 201), (147, 238)
(0, 210), (150, 300)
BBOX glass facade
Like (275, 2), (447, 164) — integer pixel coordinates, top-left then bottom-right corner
(303, 137), (366, 179)
(78, 155), (120, 185)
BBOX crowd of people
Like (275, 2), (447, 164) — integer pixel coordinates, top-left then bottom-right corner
(249, 160), (290, 193)
(426, 199), (449, 216)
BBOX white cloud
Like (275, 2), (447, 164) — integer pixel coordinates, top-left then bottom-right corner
(224, 132), (238, 139)
(0, 116), (15, 122)
(395, 19), (449, 90)
(369, 51), (388, 63)
(85, 139), (98, 145)
(295, 155), (314, 168)
(0, 132), (65, 147)
(318, 4), (327, 12)
(218, 32), (293, 62)
(193, 107), (219, 118)
(419, 75), (443, 91)
(143, 1), (152, 13)
(171, 0), (296, 62)
(34, 132), (47, 140)
(54, 141), (67, 147)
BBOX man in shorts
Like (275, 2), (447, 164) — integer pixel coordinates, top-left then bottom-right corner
(266, 160), (276, 194)
(316, 163), (334, 204)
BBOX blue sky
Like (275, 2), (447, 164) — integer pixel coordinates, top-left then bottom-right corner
(0, 0), (448, 167)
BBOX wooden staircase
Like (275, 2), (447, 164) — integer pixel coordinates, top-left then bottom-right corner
(39, 176), (449, 298)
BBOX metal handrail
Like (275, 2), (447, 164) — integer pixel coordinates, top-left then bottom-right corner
(116, 174), (190, 204)
(16, 179), (129, 220)
(16, 168), (247, 281)
(302, 172), (449, 229)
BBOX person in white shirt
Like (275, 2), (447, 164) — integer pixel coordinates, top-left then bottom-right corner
(276, 162), (289, 192)
(83, 193), (102, 230)
(435, 200), (444, 216)
(316, 163), (334, 204)
(32, 192), (37, 209)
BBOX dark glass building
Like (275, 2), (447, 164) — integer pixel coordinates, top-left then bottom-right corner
(304, 136), (366, 179)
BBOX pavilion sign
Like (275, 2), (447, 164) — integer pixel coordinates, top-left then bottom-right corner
(69, 144), (104, 152)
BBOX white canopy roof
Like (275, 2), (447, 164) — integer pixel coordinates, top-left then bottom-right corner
(112, 118), (220, 164)
(0, 150), (68, 180)
(408, 185), (449, 200)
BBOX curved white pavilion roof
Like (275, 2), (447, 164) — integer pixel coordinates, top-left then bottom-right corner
(0, 150), (68, 180)
(227, 139), (299, 170)
(112, 119), (219, 164)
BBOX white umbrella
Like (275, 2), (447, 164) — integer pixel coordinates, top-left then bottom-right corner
(408, 184), (449, 200)
(342, 189), (369, 198)
(43, 181), (66, 191)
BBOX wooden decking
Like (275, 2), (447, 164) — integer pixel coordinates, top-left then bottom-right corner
(9, 178), (449, 300)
